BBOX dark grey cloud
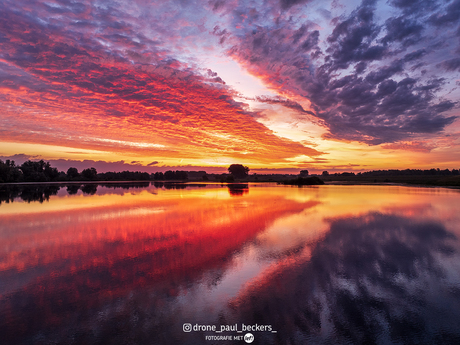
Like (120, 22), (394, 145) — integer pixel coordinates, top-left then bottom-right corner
(429, 0), (460, 26)
(440, 58), (460, 71)
(227, 0), (459, 144)
(382, 16), (423, 46)
(312, 1), (457, 143)
(326, 3), (385, 69)
(255, 96), (315, 115)
(320, 76), (455, 144)
(354, 61), (367, 74)
(279, 0), (312, 10)
(364, 61), (404, 85)
(300, 30), (320, 51)
(403, 49), (428, 62)
(390, 0), (438, 14)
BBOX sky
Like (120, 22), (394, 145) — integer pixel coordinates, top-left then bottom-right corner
(1, 0), (459, 173)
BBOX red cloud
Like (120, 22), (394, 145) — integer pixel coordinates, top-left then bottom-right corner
(0, 2), (321, 163)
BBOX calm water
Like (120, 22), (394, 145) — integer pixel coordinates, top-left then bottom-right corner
(1, 183), (460, 344)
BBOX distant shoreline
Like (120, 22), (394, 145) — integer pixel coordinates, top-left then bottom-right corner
(1, 180), (459, 189)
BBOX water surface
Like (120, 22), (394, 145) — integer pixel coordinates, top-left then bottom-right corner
(1, 183), (460, 344)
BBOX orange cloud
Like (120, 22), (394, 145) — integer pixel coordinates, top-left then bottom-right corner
(0, 5), (321, 165)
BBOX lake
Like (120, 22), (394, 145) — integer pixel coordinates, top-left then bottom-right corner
(1, 183), (460, 344)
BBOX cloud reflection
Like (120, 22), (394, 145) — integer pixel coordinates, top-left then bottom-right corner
(231, 212), (460, 344)
(0, 186), (311, 344)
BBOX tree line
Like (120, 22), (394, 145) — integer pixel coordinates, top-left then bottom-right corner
(0, 159), (197, 183)
(320, 168), (459, 177)
(0, 160), (152, 183)
(152, 171), (188, 180)
(0, 160), (61, 183)
(3, 159), (459, 184)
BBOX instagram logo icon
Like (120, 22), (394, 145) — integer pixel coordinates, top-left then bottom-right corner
(183, 323), (192, 332)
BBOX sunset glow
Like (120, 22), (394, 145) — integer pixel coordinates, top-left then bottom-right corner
(2, 184), (459, 343)
(1, 0), (459, 172)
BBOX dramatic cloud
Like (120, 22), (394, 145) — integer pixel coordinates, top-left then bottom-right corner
(254, 96), (315, 115)
(0, 0), (320, 164)
(440, 58), (460, 72)
(222, 0), (459, 144)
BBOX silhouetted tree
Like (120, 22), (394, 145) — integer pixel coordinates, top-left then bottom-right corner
(67, 167), (80, 179)
(164, 170), (175, 180)
(84, 170), (150, 181)
(44, 163), (59, 181)
(228, 164), (249, 179)
(322, 171), (329, 176)
(175, 170), (188, 180)
(81, 167), (97, 180)
(163, 170), (188, 180)
(0, 160), (23, 183)
(300, 170), (309, 176)
(154, 172), (164, 180)
(20, 160), (58, 182)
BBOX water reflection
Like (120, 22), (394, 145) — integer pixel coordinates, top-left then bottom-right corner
(0, 182), (153, 204)
(153, 181), (187, 189)
(0, 184), (60, 204)
(231, 212), (460, 344)
(227, 184), (249, 197)
(0, 185), (459, 344)
(0, 184), (311, 344)
(80, 183), (98, 195)
(66, 184), (80, 195)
